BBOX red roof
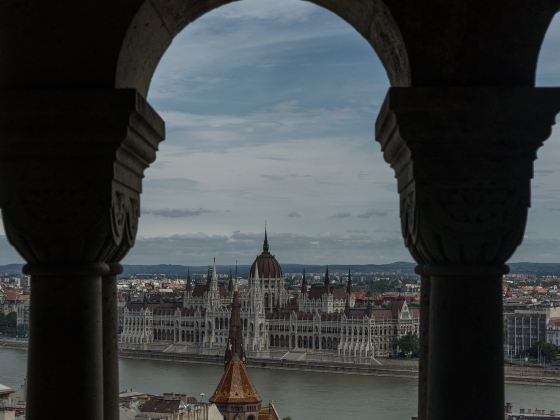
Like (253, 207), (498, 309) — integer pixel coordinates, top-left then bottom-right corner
(210, 358), (262, 405)
(191, 284), (208, 297)
(307, 286), (347, 300)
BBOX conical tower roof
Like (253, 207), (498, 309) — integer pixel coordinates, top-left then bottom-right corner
(210, 291), (262, 405)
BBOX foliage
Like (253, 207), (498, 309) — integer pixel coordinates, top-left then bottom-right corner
(0, 312), (17, 336)
(396, 333), (420, 357)
(368, 279), (400, 295)
(525, 341), (559, 362)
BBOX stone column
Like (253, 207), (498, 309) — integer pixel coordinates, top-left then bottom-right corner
(417, 273), (430, 420)
(103, 263), (123, 420)
(0, 89), (164, 420)
(25, 263), (108, 419)
(376, 87), (560, 420)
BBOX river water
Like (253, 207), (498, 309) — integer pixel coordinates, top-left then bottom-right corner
(0, 348), (558, 419)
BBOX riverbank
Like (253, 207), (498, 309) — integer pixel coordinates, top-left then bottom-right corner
(3, 338), (560, 385)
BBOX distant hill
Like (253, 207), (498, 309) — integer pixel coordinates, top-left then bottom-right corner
(119, 262), (417, 277)
(1, 262), (559, 277)
(508, 262), (560, 275)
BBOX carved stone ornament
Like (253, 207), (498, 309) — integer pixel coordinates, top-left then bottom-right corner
(376, 87), (560, 268)
(0, 89), (165, 265)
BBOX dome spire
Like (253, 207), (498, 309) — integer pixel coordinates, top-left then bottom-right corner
(324, 265), (330, 293)
(263, 222), (269, 253)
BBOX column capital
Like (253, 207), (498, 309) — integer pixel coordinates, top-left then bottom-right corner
(0, 89), (165, 264)
(376, 87), (560, 266)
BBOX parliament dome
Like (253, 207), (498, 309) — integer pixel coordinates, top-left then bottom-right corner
(249, 229), (283, 279)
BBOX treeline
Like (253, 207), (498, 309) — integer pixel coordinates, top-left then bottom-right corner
(0, 312), (26, 337)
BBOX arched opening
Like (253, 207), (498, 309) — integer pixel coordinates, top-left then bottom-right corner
(519, 13), (560, 264)
(115, 0), (410, 96)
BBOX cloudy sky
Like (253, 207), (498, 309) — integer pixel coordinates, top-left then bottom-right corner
(1, 1), (559, 265)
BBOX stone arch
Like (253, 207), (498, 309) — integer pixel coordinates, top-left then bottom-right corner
(115, 0), (411, 96)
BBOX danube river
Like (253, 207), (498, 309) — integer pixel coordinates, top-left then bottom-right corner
(1, 348), (558, 419)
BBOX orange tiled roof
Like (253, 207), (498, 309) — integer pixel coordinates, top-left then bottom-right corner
(209, 358), (262, 405)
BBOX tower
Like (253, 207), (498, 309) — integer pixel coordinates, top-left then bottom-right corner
(345, 268), (352, 314)
(228, 268), (234, 295)
(250, 228), (285, 314)
(324, 266), (331, 294)
(301, 268), (308, 295)
(210, 291), (262, 420)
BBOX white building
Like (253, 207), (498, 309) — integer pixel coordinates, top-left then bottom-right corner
(120, 231), (420, 360)
(547, 318), (560, 347)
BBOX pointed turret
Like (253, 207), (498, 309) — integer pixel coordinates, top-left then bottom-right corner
(211, 257), (218, 292)
(210, 291), (262, 418)
(253, 260), (260, 282)
(224, 291), (245, 366)
(185, 267), (192, 293)
(324, 266), (331, 294)
(346, 268), (352, 294)
(228, 268), (234, 294)
(301, 268), (308, 294)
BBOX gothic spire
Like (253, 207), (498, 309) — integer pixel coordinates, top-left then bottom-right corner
(185, 267), (192, 292)
(346, 268), (352, 294)
(301, 268), (308, 294)
(228, 268), (234, 294)
(224, 291), (245, 367)
(263, 222), (269, 253)
(324, 266), (330, 293)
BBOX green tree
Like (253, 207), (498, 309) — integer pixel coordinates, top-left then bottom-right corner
(0, 312), (18, 336)
(526, 341), (559, 363)
(396, 333), (419, 357)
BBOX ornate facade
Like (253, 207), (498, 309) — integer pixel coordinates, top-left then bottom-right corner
(121, 232), (419, 360)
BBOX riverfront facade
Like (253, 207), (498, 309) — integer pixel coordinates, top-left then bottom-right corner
(120, 231), (420, 360)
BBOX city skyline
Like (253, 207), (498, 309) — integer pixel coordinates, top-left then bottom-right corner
(0, 0), (559, 265)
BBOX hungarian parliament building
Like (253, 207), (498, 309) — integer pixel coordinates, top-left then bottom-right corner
(120, 231), (420, 361)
